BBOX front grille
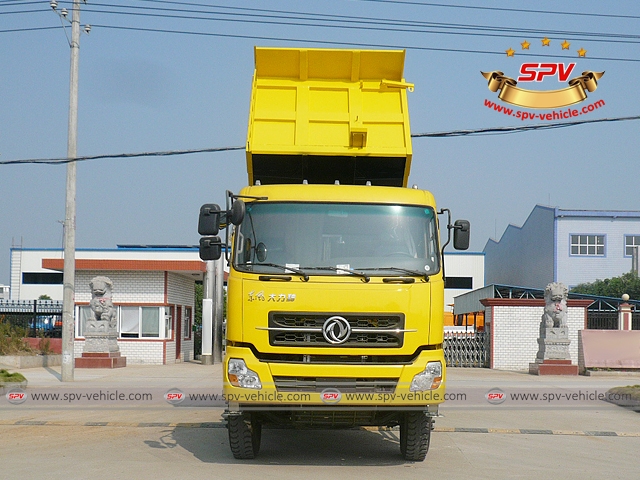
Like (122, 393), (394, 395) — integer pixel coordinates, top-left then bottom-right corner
(265, 312), (406, 348)
(273, 376), (398, 393)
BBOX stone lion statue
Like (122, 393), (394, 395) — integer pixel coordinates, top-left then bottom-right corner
(90, 276), (117, 329)
(542, 282), (568, 328)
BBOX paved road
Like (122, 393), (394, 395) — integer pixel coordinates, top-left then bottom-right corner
(1, 363), (639, 479)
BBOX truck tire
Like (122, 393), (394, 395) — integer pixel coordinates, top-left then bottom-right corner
(228, 413), (262, 459)
(399, 411), (431, 461)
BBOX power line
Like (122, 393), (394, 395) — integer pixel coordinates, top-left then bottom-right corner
(72, 24), (639, 63)
(2, 116), (639, 166)
(0, 25), (60, 33)
(353, 0), (640, 20)
(3, 1), (640, 45)
(54, 6), (640, 45)
(0, 146), (245, 165)
(412, 115), (640, 137)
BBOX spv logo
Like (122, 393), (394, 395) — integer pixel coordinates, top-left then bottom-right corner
(482, 37), (604, 110)
(164, 388), (185, 405)
(320, 388), (342, 404)
(6, 388), (27, 405)
(517, 63), (576, 82)
(485, 388), (506, 405)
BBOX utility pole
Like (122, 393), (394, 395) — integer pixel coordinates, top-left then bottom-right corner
(60, 0), (82, 382)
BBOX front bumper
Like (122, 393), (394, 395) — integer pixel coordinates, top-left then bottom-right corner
(222, 345), (446, 409)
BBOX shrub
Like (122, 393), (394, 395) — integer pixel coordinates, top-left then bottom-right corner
(0, 322), (35, 355)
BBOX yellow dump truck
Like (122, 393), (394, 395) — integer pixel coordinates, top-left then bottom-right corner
(198, 47), (469, 461)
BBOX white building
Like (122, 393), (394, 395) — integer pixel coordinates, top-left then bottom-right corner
(443, 251), (485, 316)
(10, 246), (205, 364)
(484, 205), (640, 289)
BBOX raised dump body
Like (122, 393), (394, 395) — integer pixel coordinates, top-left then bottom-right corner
(247, 47), (414, 186)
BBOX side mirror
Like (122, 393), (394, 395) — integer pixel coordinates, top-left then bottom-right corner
(198, 204), (221, 235)
(199, 236), (222, 261)
(453, 220), (470, 250)
(256, 242), (267, 262)
(229, 199), (245, 226)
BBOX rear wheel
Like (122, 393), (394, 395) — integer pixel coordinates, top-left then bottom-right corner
(228, 413), (262, 459)
(399, 411), (432, 461)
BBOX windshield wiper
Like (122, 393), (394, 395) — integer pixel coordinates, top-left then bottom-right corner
(302, 266), (370, 283)
(359, 267), (430, 281)
(235, 262), (309, 282)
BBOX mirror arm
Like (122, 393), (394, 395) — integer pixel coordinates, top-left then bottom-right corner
(437, 208), (452, 282)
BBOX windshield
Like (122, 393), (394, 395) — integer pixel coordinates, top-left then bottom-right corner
(234, 202), (440, 276)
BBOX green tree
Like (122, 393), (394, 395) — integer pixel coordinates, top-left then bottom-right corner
(571, 272), (640, 300)
(194, 282), (203, 327)
(38, 294), (52, 300)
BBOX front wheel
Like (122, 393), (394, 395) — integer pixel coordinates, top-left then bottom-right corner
(399, 411), (432, 461)
(228, 413), (262, 459)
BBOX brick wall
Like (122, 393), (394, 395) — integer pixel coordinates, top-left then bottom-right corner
(76, 271), (165, 303)
(167, 272), (195, 306)
(74, 339), (167, 365)
(482, 299), (591, 370)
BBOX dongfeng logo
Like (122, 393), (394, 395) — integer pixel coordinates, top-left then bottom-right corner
(322, 316), (351, 345)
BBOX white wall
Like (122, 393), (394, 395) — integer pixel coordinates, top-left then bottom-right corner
(487, 303), (585, 370)
(444, 252), (484, 313)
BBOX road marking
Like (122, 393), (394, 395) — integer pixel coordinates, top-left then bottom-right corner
(1, 420), (639, 437)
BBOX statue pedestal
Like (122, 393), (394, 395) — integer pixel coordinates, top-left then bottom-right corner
(76, 320), (126, 369)
(76, 351), (127, 369)
(529, 359), (578, 375)
(529, 327), (577, 376)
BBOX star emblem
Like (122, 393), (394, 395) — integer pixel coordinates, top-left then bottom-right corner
(521, 40), (530, 50)
(561, 40), (570, 50)
(541, 37), (551, 46)
(577, 48), (587, 57)
(506, 47), (516, 57)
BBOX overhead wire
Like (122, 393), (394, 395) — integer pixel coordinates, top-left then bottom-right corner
(353, 0), (640, 20)
(1, 1), (640, 46)
(2, 116), (639, 166)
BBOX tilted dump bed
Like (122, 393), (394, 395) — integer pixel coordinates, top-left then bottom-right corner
(246, 47), (414, 187)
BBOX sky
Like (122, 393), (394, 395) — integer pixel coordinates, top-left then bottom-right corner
(1, 0), (639, 285)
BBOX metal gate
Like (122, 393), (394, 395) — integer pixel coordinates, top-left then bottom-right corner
(444, 331), (489, 368)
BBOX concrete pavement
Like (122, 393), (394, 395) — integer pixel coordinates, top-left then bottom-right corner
(1, 363), (639, 479)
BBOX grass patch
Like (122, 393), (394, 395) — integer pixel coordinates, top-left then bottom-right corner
(607, 385), (640, 409)
(0, 368), (27, 386)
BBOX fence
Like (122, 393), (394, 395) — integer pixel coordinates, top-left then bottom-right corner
(586, 311), (619, 330)
(0, 300), (63, 338)
(444, 331), (489, 368)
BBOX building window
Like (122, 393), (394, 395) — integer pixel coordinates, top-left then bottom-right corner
(625, 235), (640, 256)
(570, 235), (605, 256)
(184, 307), (192, 340)
(165, 306), (173, 339)
(445, 277), (473, 289)
(22, 272), (63, 284)
(76, 305), (165, 339)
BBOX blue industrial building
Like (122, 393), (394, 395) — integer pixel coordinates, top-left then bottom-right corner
(484, 205), (640, 289)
